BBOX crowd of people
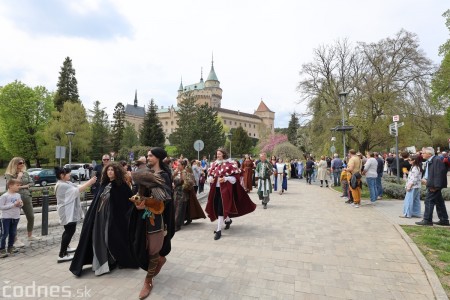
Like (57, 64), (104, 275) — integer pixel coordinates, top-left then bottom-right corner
(1, 146), (449, 298)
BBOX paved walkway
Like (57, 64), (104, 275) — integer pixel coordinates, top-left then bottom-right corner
(0, 180), (447, 299)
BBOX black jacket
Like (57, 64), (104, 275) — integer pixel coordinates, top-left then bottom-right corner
(426, 156), (448, 190)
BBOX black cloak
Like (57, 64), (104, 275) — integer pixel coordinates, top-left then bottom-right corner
(69, 181), (138, 276)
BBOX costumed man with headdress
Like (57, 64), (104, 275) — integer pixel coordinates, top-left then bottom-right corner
(205, 148), (256, 240)
(128, 147), (175, 300)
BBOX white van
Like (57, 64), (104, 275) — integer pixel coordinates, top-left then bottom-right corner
(63, 163), (88, 181)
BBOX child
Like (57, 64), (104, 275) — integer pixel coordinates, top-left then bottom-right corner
(340, 168), (352, 204)
(0, 179), (23, 258)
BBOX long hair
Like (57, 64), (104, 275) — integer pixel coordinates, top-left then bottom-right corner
(100, 162), (125, 186)
(5, 157), (27, 176)
(217, 147), (229, 159)
(410, 155), (423, 173)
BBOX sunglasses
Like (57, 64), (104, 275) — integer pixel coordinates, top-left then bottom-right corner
(18, 162), (24, 165)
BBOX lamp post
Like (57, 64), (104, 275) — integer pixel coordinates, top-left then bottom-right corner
(227, 132), (233, 158)
(65, 131), (75, 168)
(338, 92), (348, 159)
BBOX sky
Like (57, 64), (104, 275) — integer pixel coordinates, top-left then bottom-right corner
(0, 0), (448, 128)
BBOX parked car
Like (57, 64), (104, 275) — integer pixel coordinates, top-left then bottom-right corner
(27, 168), (43, 177)
(32, 169), (57, 186)
(63, 163), (88, 181)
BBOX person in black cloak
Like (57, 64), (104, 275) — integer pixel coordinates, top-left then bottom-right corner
(69, 162), (137, 276)
(129, 147), (174, 300)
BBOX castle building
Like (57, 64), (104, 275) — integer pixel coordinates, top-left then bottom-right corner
(124, 59), (275, 144)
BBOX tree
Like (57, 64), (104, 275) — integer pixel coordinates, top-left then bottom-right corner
(230, 126), (253, 156)
(140, 99), (165, 147)
(111, 102), (126, 152)
(297, 30), (435, 153)
(54, 57), (80, 111)
(89, 101), (110, 160)
(432, 10), (450, 108)
(286, 113), (300, 146)
(0, 81), (54, 166)
(273, 142), (303, 160)
(121, 121), (140, 148)
(171, 97), (225, 159)
(259, 134), (288, 155)
(41, 102), (92, 164)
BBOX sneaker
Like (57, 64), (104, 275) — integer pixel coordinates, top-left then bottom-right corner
(7, 247), (18, 254)
(57, 254), (74, 263)
(263, 204), (267, 209)
(67, 247), (77, 253)
(354, 204), (360, 208)
(14, 239), (25, 248)
(0, 249), (8, 258)
(433, 220), (450, 226)
(351, 203), (355, 207)
(377, 196), (382, 200)
(28, 236), (42, 241)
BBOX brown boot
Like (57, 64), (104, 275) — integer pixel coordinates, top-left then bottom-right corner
(138, 277), (153, 299)
(154, 256), (167, 277)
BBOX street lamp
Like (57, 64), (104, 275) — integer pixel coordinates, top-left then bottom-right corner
(338, 92), (348, 159)
(65, 131), (75, 168)
(227, 132), (232, 159)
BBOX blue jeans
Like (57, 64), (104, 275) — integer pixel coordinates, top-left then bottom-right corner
(403, 188), (421, 217)
(376, 173), (383, 197)
(333, 170), (341, 186)
(0, 218), (19, 250)
(366, 177), (378, 202)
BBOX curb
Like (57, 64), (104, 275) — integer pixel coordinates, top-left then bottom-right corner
(393, 223), (449, 300)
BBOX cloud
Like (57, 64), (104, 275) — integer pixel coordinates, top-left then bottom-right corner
(1, 0), (132, 39)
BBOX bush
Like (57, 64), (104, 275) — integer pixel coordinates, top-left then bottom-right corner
(381, 176), (449, 200)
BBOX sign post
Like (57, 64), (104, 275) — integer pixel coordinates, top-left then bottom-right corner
(193, 140), (205, 160)
(391, 116), (401, 183)
(55, 146), (66, 167)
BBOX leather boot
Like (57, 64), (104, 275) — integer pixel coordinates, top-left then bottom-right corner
(138, 277), (153, 299)
(154, 256), (167, 277)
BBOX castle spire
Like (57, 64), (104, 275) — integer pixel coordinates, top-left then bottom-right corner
(206, 53), (219, 82)
(134, 90), (137, 107)
(200, 67), (203, 82)
(178, 77), (183, 91)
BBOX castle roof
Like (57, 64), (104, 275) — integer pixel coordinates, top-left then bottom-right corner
(184, 81), (205, 91)
(215, 107), (261, 120)
(125, 104), (145, 117)
(255, 100), (274, 113)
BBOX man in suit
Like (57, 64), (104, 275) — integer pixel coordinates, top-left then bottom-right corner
(416, 147), (449, 226)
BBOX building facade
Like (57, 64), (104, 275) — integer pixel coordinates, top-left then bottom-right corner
(125, 60), (275, 143)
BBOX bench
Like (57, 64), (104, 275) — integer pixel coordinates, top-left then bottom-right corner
(32, 191), (95, 207)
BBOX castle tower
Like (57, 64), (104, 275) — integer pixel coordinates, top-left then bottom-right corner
(254, 100), (275, 134)
(204, 57), (222, 108)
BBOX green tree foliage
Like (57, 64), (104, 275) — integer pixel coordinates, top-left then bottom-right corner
(117, 145), (149, 162)
(111, 102), (126, 152)
(171, 97), (225, 159)
(438, 9), (450, 56)
(140, 99), (165, 147)
(41, 102), (91, 164)
(89, 101), (110, 160)
(286, 113), (300, 146)
(122, 121), (140, 149)
(0, 81), (54, 166)
(297, 31), (436, 153)
(230, 126), (253, 156)
(54, 57), (80, 112)
(273, 142), (303, 160)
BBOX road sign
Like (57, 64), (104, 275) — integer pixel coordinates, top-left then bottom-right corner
(393, 115), (400, 122)
(389, 123), (398, 136)
(55, 146), (66, 159)
(330, 146), (336, 153)
(194, 140), (204, 151)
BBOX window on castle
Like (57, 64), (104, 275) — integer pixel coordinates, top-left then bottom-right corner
(254, 133), (256, 137)
(165, 121), (168, 125)
(235, 122), (237, 125)
(248, 133), (251, 136)
(224, 120), (226, 124)
(254, 124), (256, 128)
(239, 123), (241, 126)
(171, 121), (174, 125)
(244, 123), (246, 127)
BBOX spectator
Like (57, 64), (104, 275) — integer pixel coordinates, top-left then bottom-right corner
(400, 155), (422, 218)
(92, 154), (110, 198)
(362, 152), (378, 205)
(331, 153), (343, 187)
(374, 152), (384, 199)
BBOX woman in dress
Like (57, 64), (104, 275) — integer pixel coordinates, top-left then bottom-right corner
(5, 157), (39, 244)
(274, 158), (288, 194)
(241, 154), (255, 192)
(400, 155), (423, 218)
(55, 167), (97, 263)
(317, 156), (329, 187)
(70, 163), (137, 276)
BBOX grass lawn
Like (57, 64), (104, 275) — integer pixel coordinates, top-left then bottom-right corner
(402, 225), (450, 297)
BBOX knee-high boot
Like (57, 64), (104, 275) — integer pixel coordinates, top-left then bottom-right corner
(139, 254), (159, 299)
